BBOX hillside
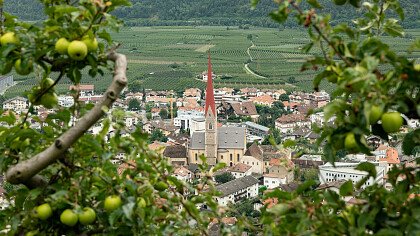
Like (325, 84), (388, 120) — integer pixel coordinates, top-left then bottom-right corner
(3, 0), (419, 28)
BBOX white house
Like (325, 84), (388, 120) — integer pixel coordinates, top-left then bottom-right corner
(202, 71), (216, 82)
(58, 95), (74, 108)
(173, 166), (192, 182)
(174, 108), (205, 130)
(2, 97), (28, 113)
(215, 175), (259, 206)
(263, 173), (288, 189)
(275, 113), (311, 134)
(189, 117), (205, 135)
(319, 162), (386, 189)
(228, 163), (252, 178)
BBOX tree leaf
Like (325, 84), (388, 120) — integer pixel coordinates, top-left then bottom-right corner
(307, 0), (323, 9)
(339, 180), (353, 196)
(355, 162), (376, 178)
(402, 129), (420, 156)
(122, 201), (135, 221)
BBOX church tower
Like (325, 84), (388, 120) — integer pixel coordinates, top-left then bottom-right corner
(204, 52), (217, 165)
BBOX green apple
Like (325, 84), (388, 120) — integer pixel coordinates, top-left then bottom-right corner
(369, 105), (383, 124)
(82, 36), (98, 52)
(55, 38), (70, 55)
(60, 209), (78, 226)
(1, 61), (13, 74)
(344, 133), (358, 151)
(78, 207), (96, 225)
(104, 195), (122, 212)
(67, 40), (88, 60)
(41, 78), (55, 89)
(25, 231), (38, 236)
(137, 197), (147, 208)
(381, 112), (403, 133)
(0, 32), (18, 45)
(34, 203), (52, 220)
(14, 59), (33, 75)
(40, 92), (58, 109)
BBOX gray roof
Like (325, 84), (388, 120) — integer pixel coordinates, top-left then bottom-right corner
(244, 121), (270, 132)
(189, 127), (246, 149)
(216, 175), (259, 197)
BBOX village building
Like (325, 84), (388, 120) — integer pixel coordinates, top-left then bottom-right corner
(183, 88), (202, 101)
(163, 145), (188, 166)
(372, 145), (401, 172)
(172, 166), (192, 182)
(214, 175), (259, 206)
(263, 157), (294, 189)
(275, 113), (311, 134)
(125, 92), (143, 102)
(218, 101), (259, 121)
(292, 154), (325, 169)
(319, 162), (386, 189)
(228, 163), (252, 178)
(174, 107), (205, 130)
(2, 97), (28, 113)
(69, 84), (95, 97)
(244, 121), (269, 138)
(249, 95), (275, 107)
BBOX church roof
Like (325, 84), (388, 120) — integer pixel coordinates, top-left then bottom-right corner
(189, 127), (246, 150)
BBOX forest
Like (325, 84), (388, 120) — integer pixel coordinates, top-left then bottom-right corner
(4, 0), (420, 28)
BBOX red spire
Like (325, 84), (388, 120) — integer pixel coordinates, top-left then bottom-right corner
(205, 52), (215, 116)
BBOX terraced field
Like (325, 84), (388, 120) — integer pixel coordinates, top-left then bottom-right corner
(3, 26), (419, 98)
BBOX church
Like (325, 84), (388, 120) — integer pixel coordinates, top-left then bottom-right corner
(188, 54), (246, 166)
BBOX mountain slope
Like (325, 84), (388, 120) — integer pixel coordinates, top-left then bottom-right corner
(3, 0), (419, 28)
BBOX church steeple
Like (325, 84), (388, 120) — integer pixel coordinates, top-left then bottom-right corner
(204, 51), (217, 165)
(205, 52), (216, 116)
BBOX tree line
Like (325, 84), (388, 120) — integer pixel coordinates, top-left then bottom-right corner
(5, 0), (419, 28)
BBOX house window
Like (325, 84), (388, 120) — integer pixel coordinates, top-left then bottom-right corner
(195, 153), (198, 161)
(208, 122), (213, 130)
(230, 154), (233, 161)
(221, 155), (224, 159)
(237, 154), (240, 162)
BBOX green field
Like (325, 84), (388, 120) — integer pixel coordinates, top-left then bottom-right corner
(3, 26), (420, 98)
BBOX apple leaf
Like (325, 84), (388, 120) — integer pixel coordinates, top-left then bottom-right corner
(355, 162), (376, 178)
(307, 0), (323, 9)
(339, 180), (354, 196)
(122, 201), (135, 221)
(402, 130), (420, 156)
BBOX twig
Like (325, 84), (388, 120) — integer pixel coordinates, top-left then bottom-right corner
(6, 51), (127, 186)
(290, 1), (353, 67)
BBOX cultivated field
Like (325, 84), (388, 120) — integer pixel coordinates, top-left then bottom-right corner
(4, 26), (420, 98)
